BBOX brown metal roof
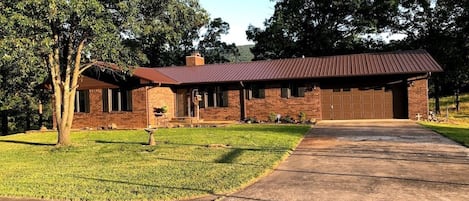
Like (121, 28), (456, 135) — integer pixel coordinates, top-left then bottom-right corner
(150, 49), (442, 84)
(133, 67), (179, 84)
(93, 61), (178, 84)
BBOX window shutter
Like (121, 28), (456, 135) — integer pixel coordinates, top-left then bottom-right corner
(222, 89), (229, 107)
(84, 90), (90, 113)
(281, 85), (289, 98)
(259, 88), (265, 98)
(102, 89), (109, 112)
(125, 90), (133, 111)
(247, 88), (253, 100)
(298, 86), (306, 97)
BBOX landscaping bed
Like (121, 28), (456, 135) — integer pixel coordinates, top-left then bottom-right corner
(0, 125), (309, 201)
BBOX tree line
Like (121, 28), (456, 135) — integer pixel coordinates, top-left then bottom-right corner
(0, 0), (467, 144)
(247, 0), (468, 112)
(0, 0), (237, 137)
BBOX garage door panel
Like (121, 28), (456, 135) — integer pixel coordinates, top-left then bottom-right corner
(322, 86), (395, 120)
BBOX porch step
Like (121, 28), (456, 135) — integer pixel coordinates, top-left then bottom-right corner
(169, 117), (204, 124)
(159, 118), (238, 128)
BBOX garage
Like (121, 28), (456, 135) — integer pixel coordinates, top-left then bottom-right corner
(321, 84), (408, 120)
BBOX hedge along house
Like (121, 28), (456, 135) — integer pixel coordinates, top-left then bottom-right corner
(66, 50), (442, 129)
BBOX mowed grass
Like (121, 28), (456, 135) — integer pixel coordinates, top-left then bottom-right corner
(0, 125), (309, 201)
(420, 122), (469, 147)
(429, 93), (469, 124)
(424, 93), (469, 147)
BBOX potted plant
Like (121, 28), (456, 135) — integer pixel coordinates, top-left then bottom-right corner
(154, 106), (168, 116)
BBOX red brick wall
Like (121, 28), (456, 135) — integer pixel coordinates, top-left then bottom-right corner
(407, 79), (429, 120)
(147, 87), (175, 127)
(72, 87), (148, 129)
(199, 89), (241, 120)
(197, 83), (321, 122)
(245, 84), (321, 122)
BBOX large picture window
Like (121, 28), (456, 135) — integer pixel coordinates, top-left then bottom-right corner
(281, 83), (306, 98)
(74, 90), (90, 113)
(200, 86), (228, 108)
(247, 84), (265, 99)
(102, 88), (133, 112)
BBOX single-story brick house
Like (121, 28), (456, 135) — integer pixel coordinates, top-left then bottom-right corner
(63, 50), (442, 129)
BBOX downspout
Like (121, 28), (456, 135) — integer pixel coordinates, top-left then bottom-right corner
(239, 81), (246, 121)
(426, 72), (431, 118)
(145, 86), (150, 128)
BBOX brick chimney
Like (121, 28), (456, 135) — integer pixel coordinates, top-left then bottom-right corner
(186, 52), (205, 66)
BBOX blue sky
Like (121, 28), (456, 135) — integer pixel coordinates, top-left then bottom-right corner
(199, 0), (276, 45)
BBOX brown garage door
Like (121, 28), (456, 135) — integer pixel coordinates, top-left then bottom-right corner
(321, 87), (393, 120)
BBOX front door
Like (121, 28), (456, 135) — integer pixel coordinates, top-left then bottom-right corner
(176, 89), (189, 117)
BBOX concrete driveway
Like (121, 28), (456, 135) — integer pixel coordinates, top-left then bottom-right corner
(219, 120), (469, 201)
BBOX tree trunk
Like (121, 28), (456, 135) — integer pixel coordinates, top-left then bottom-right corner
(57, 124), (71, 145)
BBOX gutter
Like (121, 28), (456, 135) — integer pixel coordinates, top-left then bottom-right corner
(145, 86), (151, 128)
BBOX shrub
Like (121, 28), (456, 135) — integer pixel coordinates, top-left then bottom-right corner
(281, 115), (295, 123)
(245, 117), (258, 123)
(299, 112), (306, 123)
(268, 112), (277, 122)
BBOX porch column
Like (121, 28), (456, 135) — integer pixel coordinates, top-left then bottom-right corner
(239, 84), (246, 121)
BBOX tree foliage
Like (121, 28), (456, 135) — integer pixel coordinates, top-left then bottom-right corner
(139, 0), (209, 67)
(247, 0), (402, 60)
(383, 0), (469, 112)
(198, 17), (239, 64)
(248, 0), (469, 113)
(0, 37), (48, 134)
(0, 0), (166, 145)
(0, 0), (236, 142)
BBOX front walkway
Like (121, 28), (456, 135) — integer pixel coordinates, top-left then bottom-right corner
(217, 120), (469, 201)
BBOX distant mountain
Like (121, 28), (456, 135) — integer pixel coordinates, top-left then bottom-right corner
(229, 44), (254, 62)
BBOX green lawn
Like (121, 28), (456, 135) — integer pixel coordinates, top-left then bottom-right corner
(429, 93), (469, 124)
(420, 122), (469, 147)
(0, 125), (309, 201)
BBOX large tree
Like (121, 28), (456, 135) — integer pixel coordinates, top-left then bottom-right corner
(0, 0), (165, 145)
(246, 0), (402, 60)
(0, 39), (47, 134)
(384, 0), (469, 113)
(139, 0), (209, 67)
(198, 17), (239, 64)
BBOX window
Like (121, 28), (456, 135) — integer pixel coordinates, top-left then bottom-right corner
(200, 86), (228, 108)
(216, 87), (228, 107)
(247, 84), (265, 99)
(102, 88), (133, 112)
(281, 83), (306, 98)
(74, 90), (90, 113)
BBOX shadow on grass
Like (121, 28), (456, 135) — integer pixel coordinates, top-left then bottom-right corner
(0, 140), (54, 146)
(74, 176), (214, 193)
(216, 149), (244, 163)
(153, 157), (265, 167)
(164, 142), (291, 152)
(95, 140), (146, 145)
(74, 176), (273, 201)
